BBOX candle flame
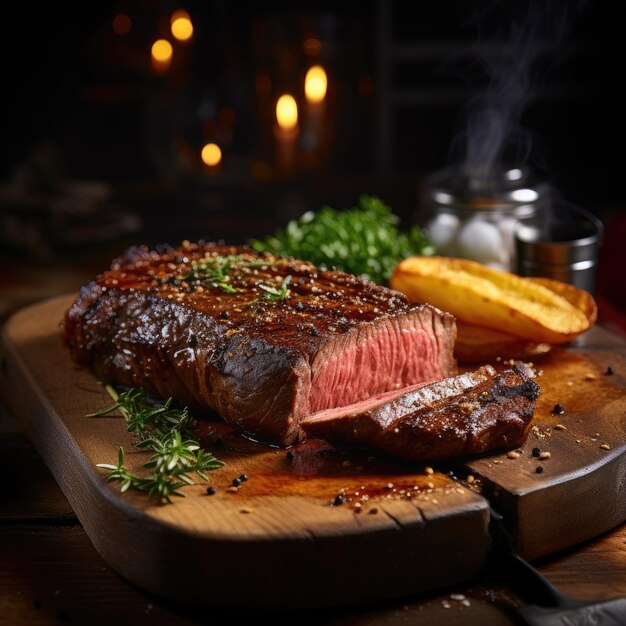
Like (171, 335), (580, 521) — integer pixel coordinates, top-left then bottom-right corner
(201, 143), (222, 167)
(171, 9), (193, 41)
(276, 94), (298, 130)
(305, 65), (327, 104)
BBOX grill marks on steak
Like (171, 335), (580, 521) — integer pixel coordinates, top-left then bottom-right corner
(61, 242), (457, 445)
(301, 363), (540, 461)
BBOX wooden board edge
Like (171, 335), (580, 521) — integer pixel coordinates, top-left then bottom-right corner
(472, 443), (626, 561)
(0, 299), (492, 608)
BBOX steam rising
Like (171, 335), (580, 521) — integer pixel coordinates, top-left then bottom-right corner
(454, 1), (585, 173)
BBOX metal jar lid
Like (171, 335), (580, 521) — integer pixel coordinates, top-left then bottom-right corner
(514, 202), (604, 293)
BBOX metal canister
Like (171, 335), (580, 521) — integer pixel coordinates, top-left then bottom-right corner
(514, 201), (604, 295)
(419, 164), (550, 272)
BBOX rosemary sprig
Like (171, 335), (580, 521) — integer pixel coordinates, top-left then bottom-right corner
(89, 385), (223, 504)
(179, 255), (239, 293)
(179, 254), (280, 293)
(97, 447), (188, 503)
(259, 275), (292, 301)
(87, 384), (194, 441)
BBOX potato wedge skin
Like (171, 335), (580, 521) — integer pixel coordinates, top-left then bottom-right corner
(390, 256), (594, 344)
(529, 276), (597, 326)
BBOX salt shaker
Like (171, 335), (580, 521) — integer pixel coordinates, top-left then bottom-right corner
(419, 165), (550, 271)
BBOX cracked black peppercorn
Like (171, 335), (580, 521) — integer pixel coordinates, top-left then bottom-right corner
(332, 494), (346, 506)
(239, 474), (249, 482)
(532, 447), (541, 457)
(536, 466), (544, 474)
(286, 450), (294, 461)
(232, 477), (242, 487)
(606, 365), (615, 375)
(552, 403), (565, 415)
(219, 310), (230, 319)
(206, 486), (217, 496)
(309, 327), (319, 336)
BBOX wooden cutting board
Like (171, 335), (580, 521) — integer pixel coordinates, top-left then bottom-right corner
(1, 294), (625, 609)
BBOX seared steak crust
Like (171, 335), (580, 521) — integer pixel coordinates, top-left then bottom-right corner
(302, 363), (540, 460)
(61, 242), (457, 445)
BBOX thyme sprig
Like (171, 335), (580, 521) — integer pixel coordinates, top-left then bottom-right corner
(89, 385), (223, 504)
(259, 275), (292, 301)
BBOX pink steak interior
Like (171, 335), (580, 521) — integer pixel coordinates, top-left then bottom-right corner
(308, 317), (445, 415)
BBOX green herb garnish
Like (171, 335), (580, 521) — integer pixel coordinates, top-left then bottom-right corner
(249, 195), (435, 285)
(259, 275), (292, 301)
(89, 384), (223, 504)
(179, 254), (280, 293)
(180, 254), (239, 293)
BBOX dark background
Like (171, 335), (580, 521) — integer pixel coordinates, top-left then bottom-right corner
(2, 2), (624, 195)
(0, 0), (624, 328)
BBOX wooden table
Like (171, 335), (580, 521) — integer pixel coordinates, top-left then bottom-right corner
(2, 326), (626, 626)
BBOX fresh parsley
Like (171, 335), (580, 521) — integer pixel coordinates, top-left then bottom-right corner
(249, 195), (435, 285)
(89, 384), (223, 504)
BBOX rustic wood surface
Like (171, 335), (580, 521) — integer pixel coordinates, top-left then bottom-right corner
(1, 295), (626, 623)
(3, 406), (626, 626)
(0, 295), (491, 610)
(465, 331), (626, 559)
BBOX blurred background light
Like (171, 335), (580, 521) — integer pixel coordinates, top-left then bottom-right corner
(304, 65), (327, 104)
(201, 142), (222, 166)
(170, 9), (193, 42)
(276, 95), (298, 130)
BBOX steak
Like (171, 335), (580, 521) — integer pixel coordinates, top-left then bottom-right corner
(61, 242), (457, 445)
(301, 362), (540, 460)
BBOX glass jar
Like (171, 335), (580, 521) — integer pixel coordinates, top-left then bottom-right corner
(419, 164), (550, 271)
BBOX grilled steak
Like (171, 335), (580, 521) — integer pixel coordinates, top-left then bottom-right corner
(61, 242), (457, 445)
(301, 362), (540, 460)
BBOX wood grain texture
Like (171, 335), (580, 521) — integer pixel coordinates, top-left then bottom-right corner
(5, 423), (626, 626)
(464, 332), (626, 560)
(0, 294), (490, 610)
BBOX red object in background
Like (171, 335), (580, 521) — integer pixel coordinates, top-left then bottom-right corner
(596, 212), (626, 338)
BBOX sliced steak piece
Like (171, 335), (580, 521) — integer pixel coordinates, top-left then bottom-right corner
(61, 242), (457, 445)
(301, 363), (540, 461)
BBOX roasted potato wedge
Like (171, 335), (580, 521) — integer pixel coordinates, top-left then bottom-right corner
(390, 256), (595, 344)
(529, 276), (597, 326)
(454, 320), (552, 363)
